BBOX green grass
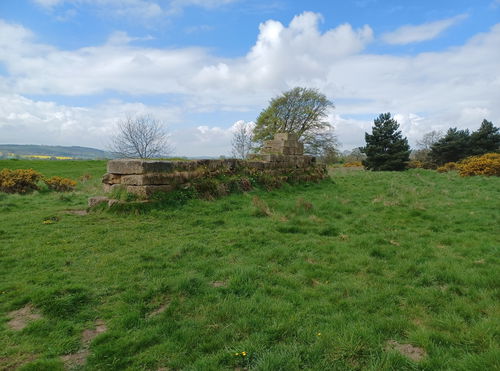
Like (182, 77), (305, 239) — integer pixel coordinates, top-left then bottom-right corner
(1, 160), (499, 370)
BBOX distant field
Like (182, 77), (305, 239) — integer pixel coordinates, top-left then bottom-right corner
(0, 160), (499, 370)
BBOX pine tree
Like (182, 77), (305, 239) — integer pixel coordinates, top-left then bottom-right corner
(429, 128), (471, 165)
(362, 113), (410, 171)
(469, 119), (500, 155)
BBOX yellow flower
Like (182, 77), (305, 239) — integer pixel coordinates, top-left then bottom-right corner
(317, 332), (321, 336)
(242, 351), (247, 356)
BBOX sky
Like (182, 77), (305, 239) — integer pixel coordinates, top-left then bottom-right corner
(0, 0), (499, 156)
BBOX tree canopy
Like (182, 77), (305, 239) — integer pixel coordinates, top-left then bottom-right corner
(252, 87), (336, 157)
(362, 113), (410, 171)
(429, 120), (499, 165)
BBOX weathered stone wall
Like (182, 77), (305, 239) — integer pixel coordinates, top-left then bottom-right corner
(101, 133), (325, 197)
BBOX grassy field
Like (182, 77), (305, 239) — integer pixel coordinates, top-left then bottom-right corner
(0, 159), (499, 370)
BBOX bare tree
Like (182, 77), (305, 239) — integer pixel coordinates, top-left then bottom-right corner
(412, 130), (444, 162)
(110, 115), (173, 159)
(231, 121), (254, 159)
(416, 130), (444, 150)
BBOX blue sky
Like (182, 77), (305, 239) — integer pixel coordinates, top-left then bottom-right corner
(0, 0), (499, 155)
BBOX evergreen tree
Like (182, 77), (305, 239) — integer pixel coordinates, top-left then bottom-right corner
(429, 128), (471, 165)
(469, 119), (500, 155)
(362, 113), (410, 171)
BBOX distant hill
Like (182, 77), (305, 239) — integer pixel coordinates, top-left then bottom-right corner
(0, 144), (113, 159)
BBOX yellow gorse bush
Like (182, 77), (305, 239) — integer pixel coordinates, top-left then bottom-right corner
(0, 168), (43, 193)
(408, 160), (425, 169)
(343, 161), (363, 167)
(457, 153), (500, 177)
(0, 169), (78, 193)
(43, 176), (77, 192)
(437, 162), (458, 173)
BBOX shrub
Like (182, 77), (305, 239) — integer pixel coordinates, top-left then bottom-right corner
(79, 173), (93, 182)
(0, 168), (42, 193)
(193, 178), (224, 199)
(457, 153), (500, 177)
(239, 177), (253, 192)
(437, 162), (458, 173)
(407, 160), (424, 169)
(343, 161), (363, 167)
(43, 176), (77, 192)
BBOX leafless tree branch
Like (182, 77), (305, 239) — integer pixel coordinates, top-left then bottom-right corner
(110, 115), (173, 159)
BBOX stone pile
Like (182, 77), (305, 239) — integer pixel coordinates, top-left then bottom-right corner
(247, 132), (313, 167)
(98, 133), (324, 198)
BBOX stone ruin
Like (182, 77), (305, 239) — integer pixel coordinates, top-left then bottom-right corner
(95, 133), (325, 201)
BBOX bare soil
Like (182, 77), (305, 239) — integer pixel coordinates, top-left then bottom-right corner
(61, 319), (107, 369)
(385, 340), (427, 362)
(7, 304), (42, 331)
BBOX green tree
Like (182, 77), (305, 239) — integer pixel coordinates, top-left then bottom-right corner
(361, 113), (410, 171)
(252, 87), (335, 155)
(469, 119), (500, 155)
(305, 129), (340, 164)
(429, 127), (471, 165)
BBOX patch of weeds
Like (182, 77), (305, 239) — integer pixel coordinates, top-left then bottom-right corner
(295, 197), (314, 212)
(251, 195), (273, 217)
(33, 287), (92, 319)
(318, 226), (339, 236)
(19, 359), (64, 371)
(176, 276), (205, 296)
(109, 186), (139, 202)
(276, 225), (308, 234)
(370, 248), (389, 259)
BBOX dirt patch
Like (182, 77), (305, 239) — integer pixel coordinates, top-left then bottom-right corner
(65, 209), (88, 216)
(61, 319), (107, 369)
(0, 354), (38, 370)
(7, 304), (42, 331)
(385, 340), (427, 362)
(338, 234), (349, 241)
(148, 303), (169, 318)
(211, 281), (227, 288)
(82, 319), (107, 345)
(61, 350), (89, 369)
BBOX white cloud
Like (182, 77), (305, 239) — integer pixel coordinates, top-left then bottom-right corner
(381, 14), (468, 45)
(1, 13), (499, 154)
(0, 93), (182, 149)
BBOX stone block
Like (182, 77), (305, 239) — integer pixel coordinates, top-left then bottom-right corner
(103, 183), (123, 193)
(107, 159), (176, 174)
(246, 161), (265, 169)
(119, 171), (205, 186)
(125, 185), (175, 197)
(88, 196), (109, 207)
(297, 142), (304, 155)
(102, 173), (121, 184)
(274, 133), (298, 142)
